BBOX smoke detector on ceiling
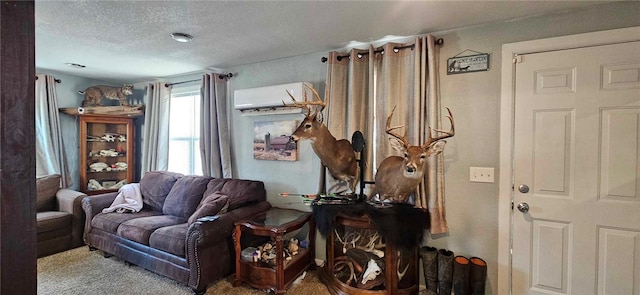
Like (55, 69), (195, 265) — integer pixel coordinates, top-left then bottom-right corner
(171, 33), (193, 43)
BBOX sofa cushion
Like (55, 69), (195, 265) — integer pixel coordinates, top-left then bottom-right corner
(162, 175), (213, 218)
(117, 215), (187, 245)
(36, 174), (61, 212)
(204, 179), (266, 211)
(140, 171), (183, 212)
(149, 224), (188, 257)
(91, 210), (162, 234)
(187, 192), (229, 225)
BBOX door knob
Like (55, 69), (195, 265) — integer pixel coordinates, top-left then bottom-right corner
(518, 184), (530, 193)
(516, 203), (530, 213)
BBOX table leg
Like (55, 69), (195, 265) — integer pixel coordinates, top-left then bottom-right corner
(274, 234), (285, 294)
(233, 225), (243, 287)
(309, 216), (316, 270)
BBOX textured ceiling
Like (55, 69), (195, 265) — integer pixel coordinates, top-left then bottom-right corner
(35, 1), (608, 83)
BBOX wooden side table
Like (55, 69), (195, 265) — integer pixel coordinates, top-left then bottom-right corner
(233, 208), (315, 294)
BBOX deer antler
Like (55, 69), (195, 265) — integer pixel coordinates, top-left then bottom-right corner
(356, 232), (385, 258)
(282, 84), (327, 116)
(385, 106), (410, 148)
(335, 229), (361, 254)
(397, 250), (410, 282)
(306, 84), (328, 113)
(423, 107), (455, 149)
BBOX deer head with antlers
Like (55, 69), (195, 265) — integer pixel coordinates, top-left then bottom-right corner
(371, 107), (454, 203)
(284, 85), (359, 192)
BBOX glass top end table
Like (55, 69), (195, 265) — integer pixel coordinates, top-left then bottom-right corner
(233, 207), (316, 294)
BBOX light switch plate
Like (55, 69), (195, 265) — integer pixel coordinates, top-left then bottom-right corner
(470, 167), (494, 183)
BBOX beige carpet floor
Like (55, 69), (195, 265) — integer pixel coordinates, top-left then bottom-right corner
(37, 247), (331, 295)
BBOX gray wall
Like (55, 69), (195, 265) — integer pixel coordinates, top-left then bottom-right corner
(224, 2), (640, 294)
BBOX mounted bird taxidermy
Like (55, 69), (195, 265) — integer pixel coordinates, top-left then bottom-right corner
(372, 107), (455, 203)
(283, 85), (359, 193)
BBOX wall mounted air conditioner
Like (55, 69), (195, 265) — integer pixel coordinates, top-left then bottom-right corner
(233, 82), (313, 116)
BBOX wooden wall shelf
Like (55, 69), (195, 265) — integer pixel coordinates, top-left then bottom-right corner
(60, 105), (144, 117)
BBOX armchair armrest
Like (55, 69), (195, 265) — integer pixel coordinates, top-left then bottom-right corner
(56, 189), (87, 214)
(81, 192), (118, 243)
(56, 189), (88, 247)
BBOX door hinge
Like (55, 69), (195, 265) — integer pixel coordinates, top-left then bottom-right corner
(513, 55), (523, 64)
(511, 200), (514, 210)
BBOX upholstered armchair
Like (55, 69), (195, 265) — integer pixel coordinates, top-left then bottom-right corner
(36, 174), (87, 257)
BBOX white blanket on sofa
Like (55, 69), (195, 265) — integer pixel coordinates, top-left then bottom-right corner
(102, 183), (143, 213)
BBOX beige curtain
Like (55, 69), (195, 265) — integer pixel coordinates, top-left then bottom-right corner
(324, 35), (448, 234)
(141, 82), (171, 174)
(200, 73), (232, 178)
(324, 49), (371, 194)
(420, 35), (448, 234)
(35, 74), (71, 187)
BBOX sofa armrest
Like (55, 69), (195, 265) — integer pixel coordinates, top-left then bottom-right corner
(187, 200), (272, 248)
(186, 200), (272, 290)
(81, 192), (118, 244)
(56, 189), (88, 247)
(82, 192), (118, 217)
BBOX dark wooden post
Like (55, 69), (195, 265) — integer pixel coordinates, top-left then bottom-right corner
(0, 1), (36, 294)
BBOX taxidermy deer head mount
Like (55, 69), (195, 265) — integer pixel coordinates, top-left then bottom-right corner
(284, 85), (359, 192)
(372, 107), (455, 203)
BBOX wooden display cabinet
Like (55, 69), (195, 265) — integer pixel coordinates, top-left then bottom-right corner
(319, 214), (420, 295)
(79, 115), (134, 194)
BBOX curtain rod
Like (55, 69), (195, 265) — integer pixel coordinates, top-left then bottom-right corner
(35, 76), (61, 83)
(164, 73), (234, 88)
(321, 38), (444, 63)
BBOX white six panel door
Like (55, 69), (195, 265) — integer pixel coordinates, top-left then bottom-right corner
(512, 41), (640, 295)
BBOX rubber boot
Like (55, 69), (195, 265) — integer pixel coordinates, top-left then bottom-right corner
(437, 249), (454, 295)
(469, 257), (487, 295)
(420, 246), (439, 293)
(452, 256), (470, 295)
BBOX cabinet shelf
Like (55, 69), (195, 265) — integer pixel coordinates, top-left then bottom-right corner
(240, 247), (310, 270)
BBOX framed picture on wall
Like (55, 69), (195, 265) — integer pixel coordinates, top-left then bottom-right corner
(447, 53), (490, 74)
(253, 120), (298, 161)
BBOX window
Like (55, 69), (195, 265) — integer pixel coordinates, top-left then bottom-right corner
(168, 87), (202, 175)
